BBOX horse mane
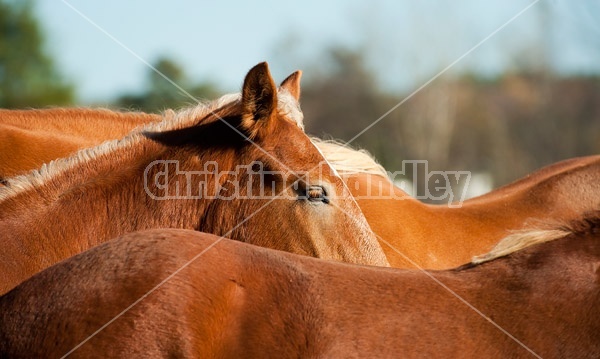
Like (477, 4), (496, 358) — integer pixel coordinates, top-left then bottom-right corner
(310, 138), (388, 177)
(0, 91), (302, 201)
(472, 210), (600, 264)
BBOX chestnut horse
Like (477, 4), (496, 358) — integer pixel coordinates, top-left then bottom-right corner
(315, 140), (600, 268)
(2, 214), (599, 357)
(0, 62), (389, 295)
(3, 100), (599, 270)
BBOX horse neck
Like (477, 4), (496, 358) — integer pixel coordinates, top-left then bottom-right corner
(464, 155), (600, 207)
(384, 156), (600, 268)
(344, 173), (492, 267)
(0, 139), (209, 293)
(453, 156), (600, 228)
(347, 174), (427, 236)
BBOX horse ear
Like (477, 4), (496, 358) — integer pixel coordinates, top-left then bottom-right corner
(240, 62), (278, 139)
(279, 70), (302, 100)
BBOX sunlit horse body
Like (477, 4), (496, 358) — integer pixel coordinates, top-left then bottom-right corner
(316, 140), (600, 268)
(2, 213), (599, 358)
(3, 97), (600, 270)
(0, 63), (388, 295)
(0, 108), (161, 181)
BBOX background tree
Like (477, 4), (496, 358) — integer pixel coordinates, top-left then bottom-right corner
(0, 0), (74, 108)
(114, 56), (221, 113)
(302, 47), (399, 166)
(298, 43), (600, 202)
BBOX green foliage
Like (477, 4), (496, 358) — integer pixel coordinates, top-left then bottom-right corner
(114, 57), (221, 113)
(0, 0), (74, 108)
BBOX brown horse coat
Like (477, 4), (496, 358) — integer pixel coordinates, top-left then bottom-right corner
(343, 154), (600, 268)
(0, 108), (160, 180)
(1, 214), (599, 358)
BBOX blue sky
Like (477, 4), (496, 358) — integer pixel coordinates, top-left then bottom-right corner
(35, 0), (600, 103)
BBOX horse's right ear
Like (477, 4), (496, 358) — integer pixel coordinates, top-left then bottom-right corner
(240, 62), (278, 140)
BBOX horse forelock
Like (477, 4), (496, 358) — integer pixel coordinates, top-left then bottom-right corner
(0, 90), (304, 201)
(277, 89), (304, 130)
(471, 211), (600, 264)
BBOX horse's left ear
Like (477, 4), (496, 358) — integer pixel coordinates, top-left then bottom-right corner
(240, 62), (278, 140)
(279, 70), (302, 100)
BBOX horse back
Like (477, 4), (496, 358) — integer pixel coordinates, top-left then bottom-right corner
(0, 229), (323, 357)
(0, 108), (161, 179)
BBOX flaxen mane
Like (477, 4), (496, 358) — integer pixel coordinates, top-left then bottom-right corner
(472, 210), (600, 264)
(310, 138), (388, 177)
(0, 91), (302, 201)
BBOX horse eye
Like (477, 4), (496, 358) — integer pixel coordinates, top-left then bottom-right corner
(306, 186), (329, 204)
